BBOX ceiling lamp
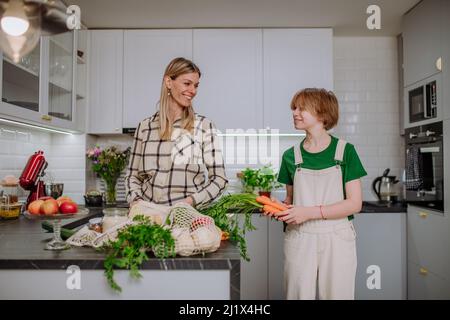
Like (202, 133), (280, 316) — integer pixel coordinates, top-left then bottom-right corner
(0, 0), (72, 63)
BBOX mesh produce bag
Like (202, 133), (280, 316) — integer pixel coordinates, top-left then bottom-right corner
(164, 203), (221, 256)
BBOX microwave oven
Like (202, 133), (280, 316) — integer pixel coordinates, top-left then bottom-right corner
(404, 74), (441, 128)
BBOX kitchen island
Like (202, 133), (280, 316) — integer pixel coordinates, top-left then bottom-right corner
(0, 210), (241, 300)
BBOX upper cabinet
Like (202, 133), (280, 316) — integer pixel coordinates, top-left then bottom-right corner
(263, 29), (333, 134)
(1, 40), (43, 124)
(123, 30), (193, 129)
(193, 29), (263, 132)
(0, 30), (86, 132)
(402, 0), (445, 87)
(88, 30), (124, 134)
(87, 28), (333, 134)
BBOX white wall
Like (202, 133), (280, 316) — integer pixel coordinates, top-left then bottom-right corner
(0, 123), (86, 203)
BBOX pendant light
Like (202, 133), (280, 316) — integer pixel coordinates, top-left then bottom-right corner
(0, 0), (71, 63)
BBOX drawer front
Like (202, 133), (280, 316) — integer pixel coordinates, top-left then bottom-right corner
(408, 261), (450, 300)
(407, 207), (450, 278)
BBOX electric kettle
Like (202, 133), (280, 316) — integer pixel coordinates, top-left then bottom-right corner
(372, 168), (400, 202)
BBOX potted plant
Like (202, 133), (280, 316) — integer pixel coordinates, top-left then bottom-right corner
(237, 165), (282, 197)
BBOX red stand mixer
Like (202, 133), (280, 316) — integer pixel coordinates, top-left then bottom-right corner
(19, 151), (48, 208)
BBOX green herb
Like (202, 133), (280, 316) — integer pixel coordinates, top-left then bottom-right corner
(102, 215), (175, 292)
(198, 193), (263, 261)
(240, 165), (282, 193)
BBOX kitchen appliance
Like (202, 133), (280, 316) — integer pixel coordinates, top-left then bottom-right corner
(405, 74), (440, 127)
(372, 168), (400, 202)
(19, 150), (48, 208)
(44, 183), (64, 199)
(405, 122), (443, 211)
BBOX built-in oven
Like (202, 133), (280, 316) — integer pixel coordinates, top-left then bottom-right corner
(405, 74), (441, 128)
(404, 121), (443, 212)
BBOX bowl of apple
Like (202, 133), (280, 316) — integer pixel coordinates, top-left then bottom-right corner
(24, 196), (89, 250)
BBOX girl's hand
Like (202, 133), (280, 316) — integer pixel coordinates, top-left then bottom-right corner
(276, 206), (310, 225)
(181, 196), (194, 206)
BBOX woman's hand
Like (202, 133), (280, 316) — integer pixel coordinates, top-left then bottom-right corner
(276, 205), (312, 225)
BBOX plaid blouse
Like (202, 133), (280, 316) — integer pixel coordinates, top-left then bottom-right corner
(125, 112), (228, 207)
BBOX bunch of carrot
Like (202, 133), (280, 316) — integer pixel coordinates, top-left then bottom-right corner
(256, 196), (289, 215)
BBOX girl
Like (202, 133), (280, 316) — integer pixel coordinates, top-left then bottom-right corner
(271, 88), (367, 300)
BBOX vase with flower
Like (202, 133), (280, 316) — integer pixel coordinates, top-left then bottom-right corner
(86, 146), (131, 206)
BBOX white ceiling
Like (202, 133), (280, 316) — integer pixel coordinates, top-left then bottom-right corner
(65, 0), (421, 36)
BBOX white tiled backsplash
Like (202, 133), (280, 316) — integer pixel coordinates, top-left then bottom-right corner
(0, 124), (86, 204)
(0, 36), (403, 204)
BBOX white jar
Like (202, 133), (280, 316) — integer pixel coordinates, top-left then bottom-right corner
(102, 208), (128, 232)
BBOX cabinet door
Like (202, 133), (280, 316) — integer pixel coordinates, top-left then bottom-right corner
(353, 213), (407, 300)
(443, 0), (450, 121)
(240, 214), (268, 300)
(408, 261), (450, 299)
(123, 30), (192, 129)
(88, 30), (123, 134)
(46, 31), (76, 129)
(268, 219), (285, 299)
(193, 29), (263, 132)
(263, 29), (333, 134)
(402, 0), (444, 87)
(407, 205), (450, 279)
(0, 41), (44, 124)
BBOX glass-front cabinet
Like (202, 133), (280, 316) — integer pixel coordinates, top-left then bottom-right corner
(0, 31), (79, 131)
(1, 41), (42, 121)
(47, 31), (75, 123)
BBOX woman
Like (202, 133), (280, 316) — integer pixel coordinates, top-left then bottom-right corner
(270, 88), (367, 300)
(125, 57), (228, 210)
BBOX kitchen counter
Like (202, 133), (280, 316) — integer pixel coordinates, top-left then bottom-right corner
(361, 201), (407, 213)
(0, 208), (240, 299)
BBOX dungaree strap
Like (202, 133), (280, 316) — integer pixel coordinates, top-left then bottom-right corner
(334, 139), (347, 162)
(294, 142), (303, 165)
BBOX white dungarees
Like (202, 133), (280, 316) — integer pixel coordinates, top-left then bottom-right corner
(284, 139), (357, 300)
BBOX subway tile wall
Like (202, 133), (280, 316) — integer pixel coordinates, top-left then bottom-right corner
(0, 124), (86, 203)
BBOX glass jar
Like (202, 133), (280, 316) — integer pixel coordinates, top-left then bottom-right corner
(1, 183), (19, 204)
(102, 208), (128, 232)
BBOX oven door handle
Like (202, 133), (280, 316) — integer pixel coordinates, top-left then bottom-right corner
(419, 146), (440, 153)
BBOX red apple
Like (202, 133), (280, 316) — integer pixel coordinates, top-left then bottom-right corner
(56, 196), (73, 206)
(28, 200), (44, 215)
(59, 201), (78, 214)
(40, 199), (59, 215)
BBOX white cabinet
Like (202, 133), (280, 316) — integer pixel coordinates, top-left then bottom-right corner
(240, 214), (268, 300)
(407, 205), (450, 299)
(123, 30), (192, 129)
(402, 0), (445, 87)
(263, 29), (333, 134)
(88, 30), (123, 134)
(193, 29), (263, 132)
(1, 31), (81, 131)
(353, 213), (407, 300)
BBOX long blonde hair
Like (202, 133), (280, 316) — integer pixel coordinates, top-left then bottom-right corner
(159, 57), (201, 140)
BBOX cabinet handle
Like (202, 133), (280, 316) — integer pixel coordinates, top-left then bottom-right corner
(419, 267), (428, 276)
(436, 57), (442, 71)
(41, 115), (52, 121)
(418, 212), (428, 219)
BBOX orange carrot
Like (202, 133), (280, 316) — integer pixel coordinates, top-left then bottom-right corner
(256, 196), (288, 211)
(263, 204), (282, 214)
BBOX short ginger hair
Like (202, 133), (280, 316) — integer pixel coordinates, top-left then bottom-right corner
(290, 88), (339, 130)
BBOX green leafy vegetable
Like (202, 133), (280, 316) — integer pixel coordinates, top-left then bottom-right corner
(198, 193), (263, 261)
(102, 215), (175, 292)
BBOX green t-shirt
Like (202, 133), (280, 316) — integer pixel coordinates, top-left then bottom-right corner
(278, 135), (367, 220)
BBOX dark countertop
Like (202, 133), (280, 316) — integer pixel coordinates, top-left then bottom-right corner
(361, 201), (407, 213)
(0, 206), (241, 270)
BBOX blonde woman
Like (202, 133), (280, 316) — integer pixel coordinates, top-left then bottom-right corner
(125, 57), (228, 210)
